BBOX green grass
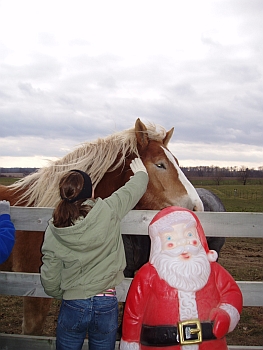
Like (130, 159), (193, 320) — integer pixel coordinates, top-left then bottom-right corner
(189, 178), (263, 212)
(194, 183), (263, 212)
(190, 178), (263, 186)
(0, 177), (21, 186)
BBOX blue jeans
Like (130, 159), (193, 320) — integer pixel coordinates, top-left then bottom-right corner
(56, 296), (118, 350)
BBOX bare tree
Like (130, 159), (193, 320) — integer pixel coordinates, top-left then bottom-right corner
(239, 166), (250, 185)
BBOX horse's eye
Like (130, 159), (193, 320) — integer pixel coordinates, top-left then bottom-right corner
(156, 163), (166, 169)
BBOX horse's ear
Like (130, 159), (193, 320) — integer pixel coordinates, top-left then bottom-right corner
(135, 118), (149, 149)
(163, 127), (174, 147)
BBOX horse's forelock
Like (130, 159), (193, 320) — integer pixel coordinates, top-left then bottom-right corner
(145, 122), (167, 142)
(9, 122), (167, 207)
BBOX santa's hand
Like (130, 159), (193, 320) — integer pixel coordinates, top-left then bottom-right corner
(130, 158), (148, 175)
(120, 339), (140, 350)
(210, 307), (230, 339)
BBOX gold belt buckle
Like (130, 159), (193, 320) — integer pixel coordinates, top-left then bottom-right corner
(178, 319), (202, 345)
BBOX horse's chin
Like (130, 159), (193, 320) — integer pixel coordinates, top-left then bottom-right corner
(193, 201), (204, 212)
(164, 200), (204, 212)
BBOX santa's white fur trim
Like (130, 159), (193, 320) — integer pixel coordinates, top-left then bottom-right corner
(149, 210), (196, 238)
(177, 292), (199, 349)
(178, 290), (198, 320)
(220, 303), (240, 332)
(207, 249), (218, 262)
(120, 339), (140, 350)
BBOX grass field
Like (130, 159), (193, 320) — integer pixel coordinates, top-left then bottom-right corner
(0, 176), (262, 345)
(193, 183), (263, 212)
(0, 177), (21, 186)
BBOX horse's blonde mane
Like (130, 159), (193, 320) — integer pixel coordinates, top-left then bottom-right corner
(10, 122), (167, 207)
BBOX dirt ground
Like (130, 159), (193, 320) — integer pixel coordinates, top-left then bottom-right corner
(0, 237), (262, 346)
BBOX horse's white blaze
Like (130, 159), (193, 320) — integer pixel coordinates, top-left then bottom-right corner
(162, 147), (204, 212)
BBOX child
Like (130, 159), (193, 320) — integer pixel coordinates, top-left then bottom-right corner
(0, 200), (15, 264)
(40, 158), (148, 350)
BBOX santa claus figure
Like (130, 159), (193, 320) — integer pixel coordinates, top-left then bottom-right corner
(120, 206), (242, 350)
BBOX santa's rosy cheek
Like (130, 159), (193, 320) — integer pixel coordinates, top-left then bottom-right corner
(167, 243), (174, 248)
(192, 240), (198, 246)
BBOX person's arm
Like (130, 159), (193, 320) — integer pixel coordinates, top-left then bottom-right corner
(105, 158), (149, 219)
(40, 230), (63, 299)
(0, 201), (15, 264)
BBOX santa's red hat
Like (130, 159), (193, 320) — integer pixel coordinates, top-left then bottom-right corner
(149, 206), (217, 262)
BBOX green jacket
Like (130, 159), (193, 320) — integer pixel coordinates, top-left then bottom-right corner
(40, 171), (148, 300)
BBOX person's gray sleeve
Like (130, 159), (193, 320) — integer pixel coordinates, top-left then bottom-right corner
(105, 172), (149, 219)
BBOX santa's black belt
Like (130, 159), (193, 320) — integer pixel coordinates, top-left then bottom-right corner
(140, 320), (216, 346)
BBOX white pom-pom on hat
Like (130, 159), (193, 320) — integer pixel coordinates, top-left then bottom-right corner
(207, 250), (218, 262)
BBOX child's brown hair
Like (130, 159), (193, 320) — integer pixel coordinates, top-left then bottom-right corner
(53, 171), (94, 228)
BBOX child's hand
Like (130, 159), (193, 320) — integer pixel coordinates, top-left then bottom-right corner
(130, 158), (148, 174)
(0, 200), (11, 215)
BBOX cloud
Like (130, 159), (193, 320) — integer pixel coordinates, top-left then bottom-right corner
(0, 0), (262, 169)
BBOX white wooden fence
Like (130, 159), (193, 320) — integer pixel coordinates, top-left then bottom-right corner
(0, 207), (262, 350)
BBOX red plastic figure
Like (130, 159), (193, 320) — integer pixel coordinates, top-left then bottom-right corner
(120, 206), (243, 350)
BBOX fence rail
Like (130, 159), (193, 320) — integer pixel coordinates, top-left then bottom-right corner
(0, 207), (263, 350)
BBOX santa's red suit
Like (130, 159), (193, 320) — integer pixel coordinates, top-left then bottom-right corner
(120, 207), (243, 350)
(121, 262), (242, 350)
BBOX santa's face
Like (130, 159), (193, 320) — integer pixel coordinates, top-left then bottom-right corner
(159, 222), (200, 260)
(150, 219), (211, 292)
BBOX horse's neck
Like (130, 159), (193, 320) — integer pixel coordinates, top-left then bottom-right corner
(94, 163), (131, 199)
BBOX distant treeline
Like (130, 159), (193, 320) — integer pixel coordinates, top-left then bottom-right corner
(0, 168), (39, 176)
(181, 166), (263, 178)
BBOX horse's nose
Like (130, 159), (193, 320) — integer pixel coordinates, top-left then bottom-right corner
(178, 171), (204, 211)
(184, 193), (204, 212)
(193, 200), (204, 211)
(190, 189), (204, 212)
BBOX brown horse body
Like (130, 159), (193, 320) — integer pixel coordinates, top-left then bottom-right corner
(0, 119), (203, 335)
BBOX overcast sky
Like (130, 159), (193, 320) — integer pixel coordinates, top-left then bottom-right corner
(0, 0), (262, 170)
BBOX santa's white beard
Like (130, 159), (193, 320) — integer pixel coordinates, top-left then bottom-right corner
(150, 245), (211, 292)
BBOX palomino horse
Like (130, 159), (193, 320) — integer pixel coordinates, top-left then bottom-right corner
(0, 118), (204, 335)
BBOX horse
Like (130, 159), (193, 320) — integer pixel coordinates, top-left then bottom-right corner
(0, 118), (204, 335)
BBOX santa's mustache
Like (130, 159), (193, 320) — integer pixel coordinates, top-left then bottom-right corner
(161, 244), (201, 257)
